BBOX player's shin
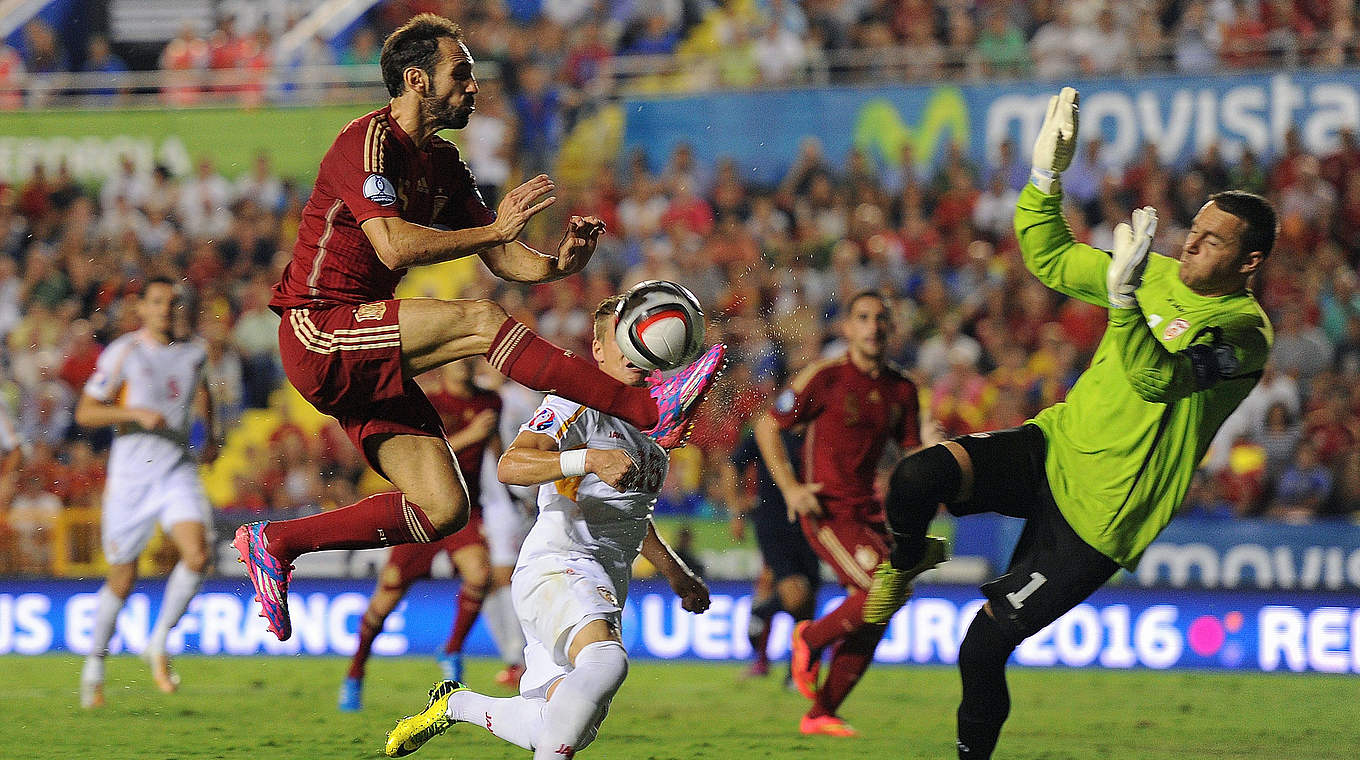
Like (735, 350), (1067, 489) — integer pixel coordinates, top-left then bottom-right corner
(148, 562), (204, 655)
(532, 640), (628, 760)
(956, 611), (1017, 760)
(446, 691), (546, 750)
(884, 445), (960, 568)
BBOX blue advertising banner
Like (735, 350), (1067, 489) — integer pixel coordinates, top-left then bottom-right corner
(2, 579), (1358, 674)
(623, 70), (1360, 184)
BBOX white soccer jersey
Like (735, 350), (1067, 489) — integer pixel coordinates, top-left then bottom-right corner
(84, 330), (207, 482)
(515, 395), (669, 596)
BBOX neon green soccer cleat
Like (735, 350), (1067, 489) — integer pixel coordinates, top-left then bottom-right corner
(863, 536), (949, 625)
(384, 680), (466, 757)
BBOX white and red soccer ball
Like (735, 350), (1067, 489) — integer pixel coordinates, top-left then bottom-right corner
(614, 280), (706, 371)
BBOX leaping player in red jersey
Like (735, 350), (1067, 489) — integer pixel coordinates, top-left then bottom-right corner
(755, 290), (945, 737)
(234, 14), (725, 642)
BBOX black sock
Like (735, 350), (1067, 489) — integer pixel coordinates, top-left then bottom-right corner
(956, 611), (1017, 759)
(884, 445), (961, 568)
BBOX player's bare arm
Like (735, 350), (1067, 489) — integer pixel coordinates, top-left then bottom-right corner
(445, 409), (497, 452)
(498, 428), (639, 491)
(753, 411), (823, 522)
(479, 214), (606, 283)
(75, 392), (166, 432)
(641, 520), (710, 614)
(194, 375), (218, 463)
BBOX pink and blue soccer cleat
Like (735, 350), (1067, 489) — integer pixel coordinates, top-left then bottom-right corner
(233, 521), (294, 641)
(645, 343), (727, 449)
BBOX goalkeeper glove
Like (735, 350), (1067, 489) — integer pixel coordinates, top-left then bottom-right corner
(1030, 86), (1080, 193)
(1108, 206), (1157, 309)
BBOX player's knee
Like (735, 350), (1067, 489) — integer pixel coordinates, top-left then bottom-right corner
(414, 492), (470, 537)
(888, 444), (963, 508)
(466, 298), (509, 337)
(180, 548), (210, 574)
(958, 608), (1019, 673)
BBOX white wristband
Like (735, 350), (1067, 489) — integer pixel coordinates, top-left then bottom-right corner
(559, 449), (588, 478)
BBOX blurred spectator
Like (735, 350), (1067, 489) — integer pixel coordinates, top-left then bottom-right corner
(340, 25), (382, 66)
(976, 9), (1029, 79)
(1030, 7), (1080, 80)
(512, 63), (563, 175)
(1268, 441), (1333, 522)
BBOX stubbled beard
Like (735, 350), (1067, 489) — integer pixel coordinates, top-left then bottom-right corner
(421, 93), (468, 130)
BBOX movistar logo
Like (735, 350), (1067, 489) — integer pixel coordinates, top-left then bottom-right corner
(853, 87), (969, 169)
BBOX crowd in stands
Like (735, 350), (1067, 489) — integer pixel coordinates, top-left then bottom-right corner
(3, 0), (1360, 109)
(3, 0), (1360, 574)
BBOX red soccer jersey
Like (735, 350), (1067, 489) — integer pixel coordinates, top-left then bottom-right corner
(270, 105), (496, 311)
(770, 355), (921, 521)
(426, 384), (502, 509)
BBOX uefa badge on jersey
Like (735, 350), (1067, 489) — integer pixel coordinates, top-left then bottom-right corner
(774, 389), (795, 414)
(363, 174), (397, 206)
(529, 407), (557, 432)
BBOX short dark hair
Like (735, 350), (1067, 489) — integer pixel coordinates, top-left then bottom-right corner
(846, 289), (888, 312)
(144, 275), (177, 293)
(1210, 190), (1277, 259)
(593, 295), (624, 343)
(380, 14), (464, 98)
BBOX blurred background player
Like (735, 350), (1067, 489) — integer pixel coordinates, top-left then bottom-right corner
(74, 277), (218, 707)
(235, 14), (726, 642)
(756, 289), (942, 737)
(721, 426), (819, 681)
(867, 87), (1277, 760)
(339, 358), (500, 711)
(383, 295), (710, 759)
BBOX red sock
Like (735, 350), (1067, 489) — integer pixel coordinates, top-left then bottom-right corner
(347, 611), (386, 680)
(801, 590), (870, 651)
(263, 492), (439, 564)
(485, 318), (658, 429)
(809, 624), (886, 718)
(443, 585), (486, 654)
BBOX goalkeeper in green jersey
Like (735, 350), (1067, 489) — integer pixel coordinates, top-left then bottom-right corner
(863, 86), (1277, 760)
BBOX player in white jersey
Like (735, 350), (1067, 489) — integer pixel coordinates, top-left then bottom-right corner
(74, 277), (217, 708)
(384, 295), (711, 760)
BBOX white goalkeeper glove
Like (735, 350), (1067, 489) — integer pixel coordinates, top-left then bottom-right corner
(1108, 206), (1157, 310)
(1030, 86), (1080, 194)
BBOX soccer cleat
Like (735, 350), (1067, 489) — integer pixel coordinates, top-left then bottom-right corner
(644, 343), (727, 449)
(233, 521), (295, 641)
(384, 680), (466, 757)
(79, 680), (104, 709)
(436, 652), (463, 683)
(493, 663), (524, 689)
(863, 536), (950, 625)
(145, 650), (181, 693)
(789, 620), (820, 700)
(339, 677), (363, 712)
(800, 714), (859, 737)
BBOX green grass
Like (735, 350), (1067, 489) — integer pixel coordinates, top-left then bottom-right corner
(2, 655), (1354, 759)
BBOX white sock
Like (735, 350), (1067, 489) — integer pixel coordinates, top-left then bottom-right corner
(88, 585), (124, 663)
(447, 690), (546, 751)
(532, 640), (628, 760)
(483, 586), (526, 667)
(148, 563), (204, 655)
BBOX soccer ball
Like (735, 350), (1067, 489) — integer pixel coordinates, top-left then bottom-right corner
(614, 280), (706, 371)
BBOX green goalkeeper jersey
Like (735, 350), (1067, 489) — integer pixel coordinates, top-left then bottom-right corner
(1014, 184), (1272, 568)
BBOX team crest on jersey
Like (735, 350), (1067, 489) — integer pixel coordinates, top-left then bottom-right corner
(1162, 318), (1191, 340)
(363, 174), (397, 205)
(854, 545), (879, 571)
(774, 389), (795, 414)
(354, 302), (387, 322)
(529, 407), (557, 432)
(596, 586), (618, 606)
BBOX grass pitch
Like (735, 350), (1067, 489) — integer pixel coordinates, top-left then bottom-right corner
(1, 654), (1353, 759)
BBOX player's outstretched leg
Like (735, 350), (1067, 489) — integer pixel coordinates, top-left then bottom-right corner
(233, 522), (295, 641)
(955, 611), (1018, 759)
(863, 536), (949, 624)
(384, 680), (468, 757)
(642, 343), (727, 448)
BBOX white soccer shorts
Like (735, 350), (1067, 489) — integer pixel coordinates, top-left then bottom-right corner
(100, 462), (212, 566)
(512, 553), (624, 693)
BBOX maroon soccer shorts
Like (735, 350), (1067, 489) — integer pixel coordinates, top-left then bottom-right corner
(800, 513), (892, 592)
(383, 512), (486, 586)
(277, 300), (444, 473)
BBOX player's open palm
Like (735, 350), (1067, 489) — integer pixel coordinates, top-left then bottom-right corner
(493, 174), (556, 243)
(784, 482), (824, 522)
(587, 447), (639, 491)
(554, 215), (605, 276)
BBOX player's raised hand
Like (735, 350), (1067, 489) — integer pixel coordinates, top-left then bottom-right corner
(586, 447), (640, 491)
(493, 174), (556, 243)
(784, 481), (824, 522)
(1030, 86), (1079, 193)
(1108, 206), (1158, 309)
(554, 215), (605, 276)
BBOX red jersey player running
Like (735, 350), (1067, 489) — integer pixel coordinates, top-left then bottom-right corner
(234, 14), (725, 641)
(755, 290), (944, 737)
